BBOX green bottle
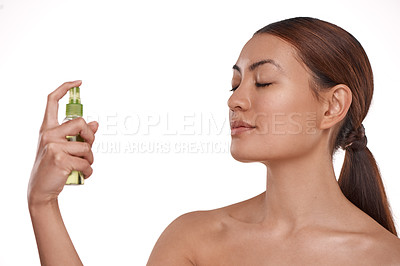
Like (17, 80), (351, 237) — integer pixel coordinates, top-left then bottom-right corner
(63, 86), (85, 185)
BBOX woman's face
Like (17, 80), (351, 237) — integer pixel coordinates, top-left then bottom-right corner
(228, 33), (324, 163)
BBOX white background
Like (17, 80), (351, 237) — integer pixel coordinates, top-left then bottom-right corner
(1, 0), (399, 265)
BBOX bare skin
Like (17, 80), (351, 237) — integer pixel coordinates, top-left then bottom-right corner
(147, 34), (400, 265)
(28, 37), (400, 265)
(148, 193), (400, 265)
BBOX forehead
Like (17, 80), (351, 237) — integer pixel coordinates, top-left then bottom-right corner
(235, 34), (306, 75)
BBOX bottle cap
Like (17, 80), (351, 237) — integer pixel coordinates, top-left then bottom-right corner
(66, 86), (83, 116)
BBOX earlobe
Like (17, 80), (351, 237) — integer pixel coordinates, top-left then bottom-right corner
(319, 84), (352, 130)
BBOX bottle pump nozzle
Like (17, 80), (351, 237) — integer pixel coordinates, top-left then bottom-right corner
(66, 86), (83, 117)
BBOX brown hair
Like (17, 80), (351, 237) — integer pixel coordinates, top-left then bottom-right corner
(255, 17), (397, 236)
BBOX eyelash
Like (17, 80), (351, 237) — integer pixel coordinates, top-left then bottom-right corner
(230, 82), (272, 92)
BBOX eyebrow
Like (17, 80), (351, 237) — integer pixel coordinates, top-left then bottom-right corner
(232, 59), (283, 73)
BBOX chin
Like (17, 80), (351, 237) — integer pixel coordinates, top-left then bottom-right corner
(230, 145), (261, 163)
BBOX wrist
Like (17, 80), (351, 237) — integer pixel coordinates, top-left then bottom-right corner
(28, 194), (58, 211)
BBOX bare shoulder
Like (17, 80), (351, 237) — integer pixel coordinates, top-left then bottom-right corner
(368, 227), (400, 264)
(349, 224), (400, 265)
(146, 210), (227, 266)
(146, 193), (262, 266)
(146, 211), (203, 266)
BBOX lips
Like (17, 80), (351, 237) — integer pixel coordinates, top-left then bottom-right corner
(230, 120), (256, 135)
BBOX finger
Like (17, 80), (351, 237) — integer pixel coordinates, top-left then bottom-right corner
(40, 119), (98, 147)
(67, 156), (93, 179)
(56, 117), (95, 146)
(88, 121), (99, 134)
(62, 141), (94, 165)
(42, 80), (82, 130)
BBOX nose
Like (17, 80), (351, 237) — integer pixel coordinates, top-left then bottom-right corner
(227, 85), (251, 112)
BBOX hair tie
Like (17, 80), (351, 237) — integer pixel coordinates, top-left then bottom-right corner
(344, 123), (367, 152)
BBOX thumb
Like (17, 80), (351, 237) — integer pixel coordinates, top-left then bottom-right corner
(88, 121), (99, 134)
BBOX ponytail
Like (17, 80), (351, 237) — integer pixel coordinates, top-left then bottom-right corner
(338, 122), (397, 236)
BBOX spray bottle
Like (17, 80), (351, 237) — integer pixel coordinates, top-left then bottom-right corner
(63, 86), (85, 185)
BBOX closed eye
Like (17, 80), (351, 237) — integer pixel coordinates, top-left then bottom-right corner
(230, 82), (272, 92)
(255, 82), (272, 87)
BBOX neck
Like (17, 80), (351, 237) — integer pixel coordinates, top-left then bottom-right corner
(259, 147), (352, 233)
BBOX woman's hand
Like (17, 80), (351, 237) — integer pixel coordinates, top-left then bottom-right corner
(27, 80), (99, 206)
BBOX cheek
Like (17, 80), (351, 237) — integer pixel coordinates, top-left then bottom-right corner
(253, 85), (319, 135)
(230, 88), (321, 161)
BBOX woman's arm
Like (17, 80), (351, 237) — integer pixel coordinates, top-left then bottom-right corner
(28, 199), (82, 266)
(27, 80), (98, 265)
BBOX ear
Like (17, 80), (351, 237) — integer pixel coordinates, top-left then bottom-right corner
(319, 84), (352, 130)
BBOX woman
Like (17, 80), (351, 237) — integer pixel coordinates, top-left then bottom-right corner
(28, 17), (400, 265)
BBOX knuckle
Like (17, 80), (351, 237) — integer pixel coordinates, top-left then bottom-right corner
(83, 142), (91, 152)
(61, 168), (71, 177)
(43, 143), (61, 160)
(45, 142), (56, 153)
(76, 117), (89, 133)
(40, 130), (51, 145)
(47, 92), (55, 102)
(77, 117), (86, 125)
(85, 166), (93, 178)
(54, 152), (65, 166)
